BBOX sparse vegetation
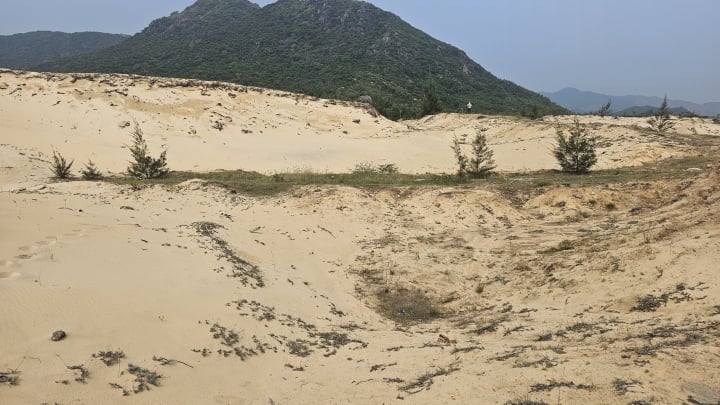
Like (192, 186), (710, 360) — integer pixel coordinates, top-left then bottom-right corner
(377, 286), (441, 324)
(126, 364), (161, 393)
(542, 239), (574, 253)
(0, 369), (20, 386)
(92, 350), (125, 366)
(81, 159), (103, 180)
(126, 123), (169, 179)
(647, 94), (675, 133)
(286, 339), (312, 357)
(50, 149), (74, 179)
(102, 153), (715, 196)
(67, 364), (89, 384)
(400, 364), (460, 394)
(376, 163), (400, 174)
(352, 162), (399, 175)
(530, 380), (594, 392)
(613, 378), (640, 395)
(473, 316), (507, 335)
(553, 119), (598, 174)
(632, 294), (667, 312)
(597, 100), (612, 117)
(566, 322), (595, 333)
(504, 399), (548, 405)
(192, 222), (264, 287)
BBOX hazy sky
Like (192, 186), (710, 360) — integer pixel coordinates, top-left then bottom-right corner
(1, 0), (718, 103)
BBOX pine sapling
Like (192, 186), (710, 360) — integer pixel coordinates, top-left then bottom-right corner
(553, 119), (598, 174)
(126, 123), (169, 179)
(451, 136), (468, 178)
(81, 159), (103, 180)
(468, 128), (496, 177)
(50, 149), (74, 179)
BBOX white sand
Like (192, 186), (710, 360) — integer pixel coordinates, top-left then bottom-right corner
(1, 70), (719, 404)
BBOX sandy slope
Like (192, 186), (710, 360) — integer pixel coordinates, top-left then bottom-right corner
(2, 69), (718, 175)
(1, 70), (720, 404)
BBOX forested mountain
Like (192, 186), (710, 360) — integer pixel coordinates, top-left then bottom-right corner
(40, 0), (564, 119)
(0, 31), (128, 69)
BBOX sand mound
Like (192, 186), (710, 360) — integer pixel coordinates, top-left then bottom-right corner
(2, 69), (716, 175)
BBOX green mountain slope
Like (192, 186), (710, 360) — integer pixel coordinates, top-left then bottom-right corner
(40, 0), (565, 118)
(615, 105), (693, 117)
(0, 31), (128, 69)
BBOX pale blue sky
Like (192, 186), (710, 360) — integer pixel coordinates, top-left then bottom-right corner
(1, 0), (718, 103)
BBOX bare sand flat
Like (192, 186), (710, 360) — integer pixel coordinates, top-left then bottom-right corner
(1, 70), (720, 404)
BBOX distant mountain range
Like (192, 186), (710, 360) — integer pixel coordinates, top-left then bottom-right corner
(542, 87), (720, 117)
(35, 0), (564, 119)
(0, 31), (128, 69)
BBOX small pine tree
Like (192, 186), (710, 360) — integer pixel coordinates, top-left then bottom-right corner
(126, 123), (169, 179)
(597, 100), (612, 117)
(526, 105), (541, 120)
(50, 149), (74, 179)
(553, 119), (598, 174)
(468, 128), (496, 177)
(647, 94), (675, 133)
(421, 79), (442, 116)
(451, 136), (468, 178)
(81, 159), (103, 180)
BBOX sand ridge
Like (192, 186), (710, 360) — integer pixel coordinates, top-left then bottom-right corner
(2, 69), (718, 175)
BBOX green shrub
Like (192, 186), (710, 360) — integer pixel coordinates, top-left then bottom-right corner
(377, 287), (441, 324)
(452, 128), (495, 178)
(553, 119), (598, 174)
(543, 239), (574, 253)
(352, 162), (399, 175)
(50, 149), (74, 179)
(126, 123), (169, 179)
(647, 95), (675, 133)
(468, 128), (496, 177)
(451, 136), (468, 178)
(597, 100), (612, 117)
(352, 162), (378, 174)
(81, 159), (103, 180)
(377, 163), (399, 174)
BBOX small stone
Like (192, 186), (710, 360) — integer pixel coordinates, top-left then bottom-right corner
(51, 330), (67, 341)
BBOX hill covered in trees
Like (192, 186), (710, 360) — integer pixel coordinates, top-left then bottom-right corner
(0, 31), (128, 69)
(40, 0), (564, 119)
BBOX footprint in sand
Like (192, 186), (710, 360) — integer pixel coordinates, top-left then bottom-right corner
(35, 237), (58, 246)
(0, 271), (21, 280)
(0, 259), (16, 268)
(63, 229), (86, 238)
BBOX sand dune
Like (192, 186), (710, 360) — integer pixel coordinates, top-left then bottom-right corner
(2, 69), (718, 175)
(1, 70), (720, 404)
